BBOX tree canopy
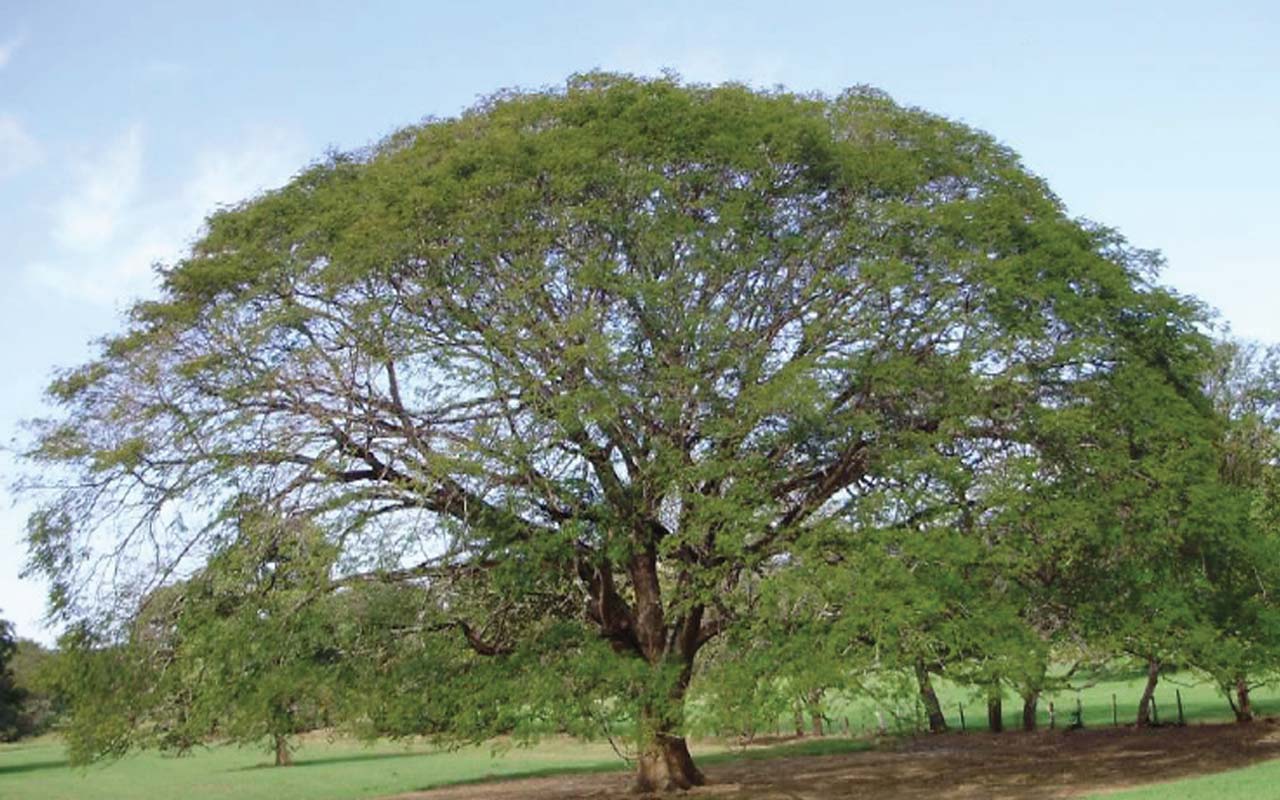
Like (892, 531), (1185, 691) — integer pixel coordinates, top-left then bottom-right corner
(22, 73), (1246, 790)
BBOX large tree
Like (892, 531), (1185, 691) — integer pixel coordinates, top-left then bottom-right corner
(23, 73), (1202, 790)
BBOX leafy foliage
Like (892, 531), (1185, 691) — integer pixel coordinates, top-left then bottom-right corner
(0, 615), (25, 741)
(21, 73), (1273, 786)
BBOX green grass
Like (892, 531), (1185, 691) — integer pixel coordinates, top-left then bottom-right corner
(0, 736), (629, 800)
(0, 732), (872, 800)
(2, 672), (1277, 800)
(1085, 757), (1280, 799)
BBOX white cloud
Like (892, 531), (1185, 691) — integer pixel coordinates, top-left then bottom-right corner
(28, 235), (175, 306)
(27, 125), (307, 306)
(0, 30), (25, 70)
(53, 124), (144, 251)
(0, 115), (41, 178)
(184, 126), (303, 215)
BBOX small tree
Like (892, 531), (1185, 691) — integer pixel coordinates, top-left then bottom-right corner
(0, 615), (25, 742)
(171, 508), (343, 765)
(9, 638), (60, 738)
(47, 509), (343, 765)
(1035, 338), (1223, 727)
(1192, 339), (1280, 721)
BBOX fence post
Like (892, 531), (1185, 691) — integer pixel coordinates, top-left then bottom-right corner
(1048, 701), (1056, 730)
(959, 703), (966, 731)
(1112, 693), (1118, 727)
(1076, 694), (1084, 728)
(1176, 689), (1185, 726)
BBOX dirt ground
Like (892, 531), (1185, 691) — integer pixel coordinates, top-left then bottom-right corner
(388, 720), (1280, 799)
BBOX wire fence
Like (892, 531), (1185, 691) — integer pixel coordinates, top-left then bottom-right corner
(726, 682), (1276, 742)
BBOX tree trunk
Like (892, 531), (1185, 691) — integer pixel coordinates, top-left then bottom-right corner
(273, 733), (293, 767)
(1136, 658), (1160, 727)
(1021, 690), (1039, 732)
(987, 694), (1004, 733)
(1235, 677), (1253, 723)
(1018, 659), (1047, 733)
(624, 550), (708, 793)
(634, 726), (705, 793)
(807, 688), (825, 737)
(915, 660), (948, 733)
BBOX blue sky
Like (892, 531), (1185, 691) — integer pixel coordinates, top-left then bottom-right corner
(1, 0), (1277, 643)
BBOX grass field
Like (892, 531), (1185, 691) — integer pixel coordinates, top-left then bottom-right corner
(0, 735), (632, 800)
(0, 735), (878, 800)
(2, 673), (1278, 800)
(808, 669), (1280, 735)
(1086, 757), (1280, 800)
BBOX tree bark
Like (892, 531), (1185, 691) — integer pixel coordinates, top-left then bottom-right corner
(793, 708), (806, 737)
(807, 688), (825, 737)
(624, 550), (708, 793)
(1135, 658), (1160, 727)
(915, 660), (948, 733)
(1021, 690), (1039, 732)
(633, 721), (705, 793)
(273, 733), (293, 767)
(987, 694), (1004, 733)
(1235, 677), (1253, 723)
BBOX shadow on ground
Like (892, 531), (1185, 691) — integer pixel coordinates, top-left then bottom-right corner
(0, 758), (71, 777)
(384, 720), (1280, 799)
(236, 749), (440, 771)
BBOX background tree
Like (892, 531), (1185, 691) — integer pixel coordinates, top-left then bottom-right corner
(23, 73), (1211, 790)
(0, 614), (26, 742)
(170, 507), (345, 765)
(45, 507), (346, 766)
(8, 637), (59, 738)
(1188, 339), (1280, 722)
(1028, 316), (1222, 726)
